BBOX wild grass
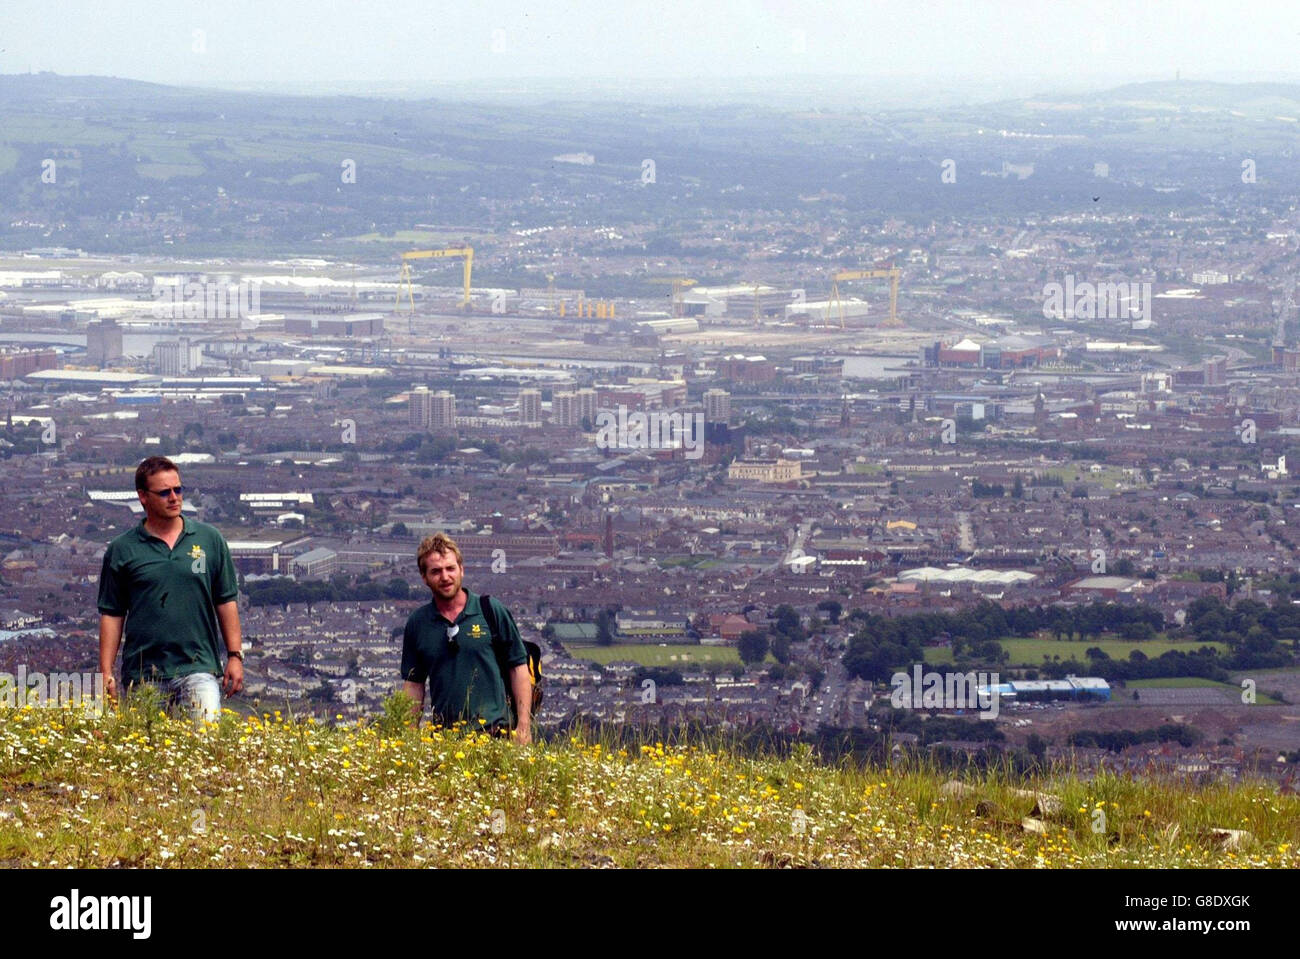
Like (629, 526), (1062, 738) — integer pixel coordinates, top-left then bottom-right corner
(0, 694), (1294, 868)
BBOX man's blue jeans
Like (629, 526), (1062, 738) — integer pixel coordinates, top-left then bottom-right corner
(136, 673), (221, 725)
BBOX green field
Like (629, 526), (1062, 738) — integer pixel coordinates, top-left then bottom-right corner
(347, 229), (461, 244)
(924, 636), (1228, 666)
(565, 643), (744, 667)
(137, 162), (204, 180)
(1041, 466), (1142, 490)
(126, 134), (202, 165)
(0, 111), (471, 176)
(0, 116), (125, 145)
(1127, 677), (1282, 704)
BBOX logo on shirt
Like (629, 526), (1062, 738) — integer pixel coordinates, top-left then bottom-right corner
(190, 544), (207, 575)
(470, 623), (483, 638)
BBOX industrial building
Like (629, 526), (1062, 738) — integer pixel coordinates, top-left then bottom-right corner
(920, 336), (1059, 369)
(26, 368), (158, 389)
(284, 313), (386, 337)
(786, 298), (872, 325)
(898, 567), (1038, 586)
(0, 349), (59, 379)
(992, 677), (1112, 702)
(291, 547), (340, 579)
(86, 320), (124, 366)
(681, 284), (800, 319)
(153, 338), (203, 376)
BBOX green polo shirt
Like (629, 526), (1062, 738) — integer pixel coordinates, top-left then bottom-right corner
(401, 590), (527, 727)
(97, 516), (239, 683)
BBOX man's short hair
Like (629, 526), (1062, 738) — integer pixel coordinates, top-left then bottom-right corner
(135, 456), (180, 491)
(417, 532), (463, 574)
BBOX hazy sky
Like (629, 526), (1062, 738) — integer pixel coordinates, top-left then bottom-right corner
(3, 0), (1298, 98)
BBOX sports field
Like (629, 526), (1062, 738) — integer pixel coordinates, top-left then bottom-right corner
(564, 644), (743, 667)
(923, 637), (1228, 666)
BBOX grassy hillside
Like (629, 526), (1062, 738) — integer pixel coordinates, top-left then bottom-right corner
(0, 698), (1295, 868)
(9, 74), (1300, 254)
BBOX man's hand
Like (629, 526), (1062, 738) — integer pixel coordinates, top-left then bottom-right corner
(402, 681), (425, 711)
(509, 663), (533, 746)
(223, 656), (244, 696)
(98, 613), (124, 704)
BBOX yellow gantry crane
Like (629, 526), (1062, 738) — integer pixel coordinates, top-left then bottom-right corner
(396, 247), (474, 312)
(749, 281), (764, 325)
(826, 265), (901, 329)
(648, 277), (697, 318)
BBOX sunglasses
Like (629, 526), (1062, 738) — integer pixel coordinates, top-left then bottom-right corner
(446, 623), (460, 652)
(145, 485), (185, 499)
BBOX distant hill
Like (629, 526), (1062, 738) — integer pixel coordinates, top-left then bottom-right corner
(984, 80), (1300, 121)
(0, 72), (196, 103)
(3, 72), (1300, 255)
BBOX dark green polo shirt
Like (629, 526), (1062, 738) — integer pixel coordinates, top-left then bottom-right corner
(401, 590), (527, 727)
(97, 517), (239, 683)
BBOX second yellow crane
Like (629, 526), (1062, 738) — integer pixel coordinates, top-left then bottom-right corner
(826, 266), (901, 329)
(396, 247), (474, 312)
(648, 277), (697, 318)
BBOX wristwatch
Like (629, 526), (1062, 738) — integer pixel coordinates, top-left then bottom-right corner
(227, 650), (244, 661)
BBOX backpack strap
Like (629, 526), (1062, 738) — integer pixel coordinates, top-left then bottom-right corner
(480, 593), (508, 680)
(480, 593), (499, 643)
(480, 594), (542, 727)
(480, 593), (514, 713)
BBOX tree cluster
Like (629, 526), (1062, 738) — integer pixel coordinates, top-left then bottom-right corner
(245, 575), (411, 609)
(1067, 723), (1201, 751)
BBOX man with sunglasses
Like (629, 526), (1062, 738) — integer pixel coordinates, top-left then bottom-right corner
(97, 456), (243, 723)
(400, 532), (532, 744)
